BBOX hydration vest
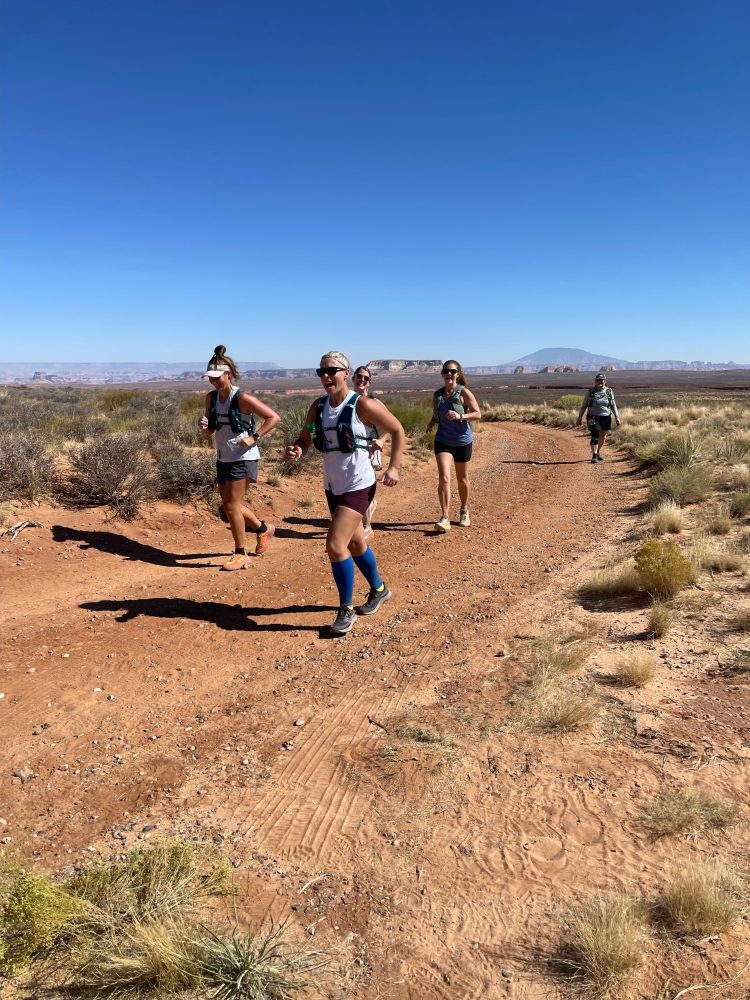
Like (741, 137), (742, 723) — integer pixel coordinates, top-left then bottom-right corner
(207, 389), (257, 436)
(312, 392), (370, 454)
(586, 387), (615, 414)
(432, 385), (465, 424)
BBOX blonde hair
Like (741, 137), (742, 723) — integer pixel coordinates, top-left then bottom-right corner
(320, 350), (350, 371)
(206, 344), (239, 380)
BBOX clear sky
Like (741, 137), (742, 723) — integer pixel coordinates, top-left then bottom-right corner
(2, 0), (748, 366)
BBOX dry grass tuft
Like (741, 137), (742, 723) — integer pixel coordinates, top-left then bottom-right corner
(649, 500), (685, 535)
(609, 654), (657, 688)
(729, 490), (750, 519)
(514, 666), (601, 733)
(635, 540), (695, 599)
(706, 512), (732, 536)
(648, 465), (713, 508)
(563, 893), (647, 997)
(659, 861), (745, 936)
(580, 564), (643, 600)
(641, 792), (739, 838)
(646, 601), (674, 638)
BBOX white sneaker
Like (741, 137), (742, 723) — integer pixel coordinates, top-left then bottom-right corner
(435, 516), (451, 533)
(459, 509), (471, 527)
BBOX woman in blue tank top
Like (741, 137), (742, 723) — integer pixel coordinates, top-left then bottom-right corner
(425, 359), (481, 533)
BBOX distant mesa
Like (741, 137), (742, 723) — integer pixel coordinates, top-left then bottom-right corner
(537, 364), (581, 374)
(366, 359), (442, 373)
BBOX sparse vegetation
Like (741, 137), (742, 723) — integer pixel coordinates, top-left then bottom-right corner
(646, 601), (673, 638)
(609, 653), (656, 688)
(579, 564), (643, 600)
(0, 432), (57, 502)
(562, 893), (647, 997)
(514, 665), (601, 733)
(728, 610), (750, 632)
(647, 465), (713, 507)
(648, 499), (685, 535)
(659, 861), (744, 936)
(729, 490), (750, 519)
(634, 540), (695, 599)
(641, 792), (739, 838)
(0, 841), (331, 997)
(64, 433), (155, 519)
(706, 511), (732, 535)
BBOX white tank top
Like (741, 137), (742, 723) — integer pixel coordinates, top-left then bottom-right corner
(321, 391), (376, 496)
(215, 386), (260, 463)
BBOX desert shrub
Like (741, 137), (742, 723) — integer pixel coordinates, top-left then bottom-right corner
(648, 465), (713, 507)
(641, 792), (739, 838)
(648, 500), (684, 535)
(635, 540), (695, 599)
(688, 536), (745, 574)
(515, 666), (601, 733)
(609, 654), (656, 688)
(0, 869), (85, 975)
(551, 394), (583, 411)
(562, 893), (646, 996)
(198, 922), (330, 1000)
(94, 388), (149, 414)
(151, 446), (216, 503)
(659, 862), (744, 936)
(706, 512), (732, 535)
(64, 433), (154, 519)
(717, 436), (750, 462)
(0, 431), (57, 501)
(646, 602), (673, 638)
(729, 490), (750, 519)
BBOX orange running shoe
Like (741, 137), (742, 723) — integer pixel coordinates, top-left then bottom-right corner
(255, 524), (275, 555)
(222, 552), (251, 571)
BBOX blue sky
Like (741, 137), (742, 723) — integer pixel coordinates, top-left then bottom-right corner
(2, 0), (748, 366)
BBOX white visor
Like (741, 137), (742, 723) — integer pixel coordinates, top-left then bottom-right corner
(203, 365), (231, 378)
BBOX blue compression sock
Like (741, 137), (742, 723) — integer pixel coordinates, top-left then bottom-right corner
(353, 547), (384, 592)
(331, 556), (355, 608)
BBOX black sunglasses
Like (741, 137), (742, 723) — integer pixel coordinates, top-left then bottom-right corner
(316, 366), (347, 377)
(353, 373), (371, 382)
(442, 368), (459, 375)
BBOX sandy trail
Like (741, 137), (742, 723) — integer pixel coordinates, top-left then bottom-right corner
(3, 421), (748, 999)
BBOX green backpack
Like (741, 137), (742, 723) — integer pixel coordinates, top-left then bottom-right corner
(433, 385), (465, 423)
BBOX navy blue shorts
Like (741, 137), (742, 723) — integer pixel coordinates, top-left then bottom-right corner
(216, 459), (259, 485)
(434, 440), (473, 463)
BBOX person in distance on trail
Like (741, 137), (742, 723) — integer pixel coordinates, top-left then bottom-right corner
(576, 372), (621, 463)
(198, 345), (281, 570)
(284, 351), (405, 637)
(425, 359), (481, 532)
(352, 365), (385, 538)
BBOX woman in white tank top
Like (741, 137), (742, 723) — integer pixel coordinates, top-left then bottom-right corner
(284, 351), (406, 636)
(353, 365), (384, 537)
(198, 345), (281, 571)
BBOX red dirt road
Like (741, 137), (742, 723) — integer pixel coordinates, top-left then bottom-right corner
(2, 422), (748, 999)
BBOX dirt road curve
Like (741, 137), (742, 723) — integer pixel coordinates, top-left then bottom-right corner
(1, 423), (642, 999)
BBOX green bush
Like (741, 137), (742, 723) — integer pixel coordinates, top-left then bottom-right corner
(385, 400), (432, 437)
(551, 394), (583, 411)
(0, 869), (85, 975)
(635, 540), (695, 599)
(648, 465), (713, 507)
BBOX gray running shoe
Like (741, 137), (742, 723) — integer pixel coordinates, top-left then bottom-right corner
(329, 606), (356, 636)
(591, 454), (598, 464)
(596, 453), (604, 462)
(357, 585), (392, 616)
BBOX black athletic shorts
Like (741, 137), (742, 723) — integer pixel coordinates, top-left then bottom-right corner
(587, 415), (611, 444)
(434, 440), (473, 463)
(216, 459), (259, 485)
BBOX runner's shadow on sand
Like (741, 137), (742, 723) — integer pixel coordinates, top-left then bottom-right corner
(52, 526), (219, 568)
(373, 521), (435, 533)
(81, 598), (337, 633)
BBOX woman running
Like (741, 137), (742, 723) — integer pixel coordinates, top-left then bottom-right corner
(353, 365), (384, 538)
(284, 351), (405, 636)
(198, 345), (281, 570)
(576, 373), (621, 463)
(425, 359), (481, 532)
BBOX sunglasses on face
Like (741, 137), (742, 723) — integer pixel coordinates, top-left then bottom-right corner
(442, 369), (459, 376)
(353, 374), (371, 383)
(316, 367), (347, 378)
